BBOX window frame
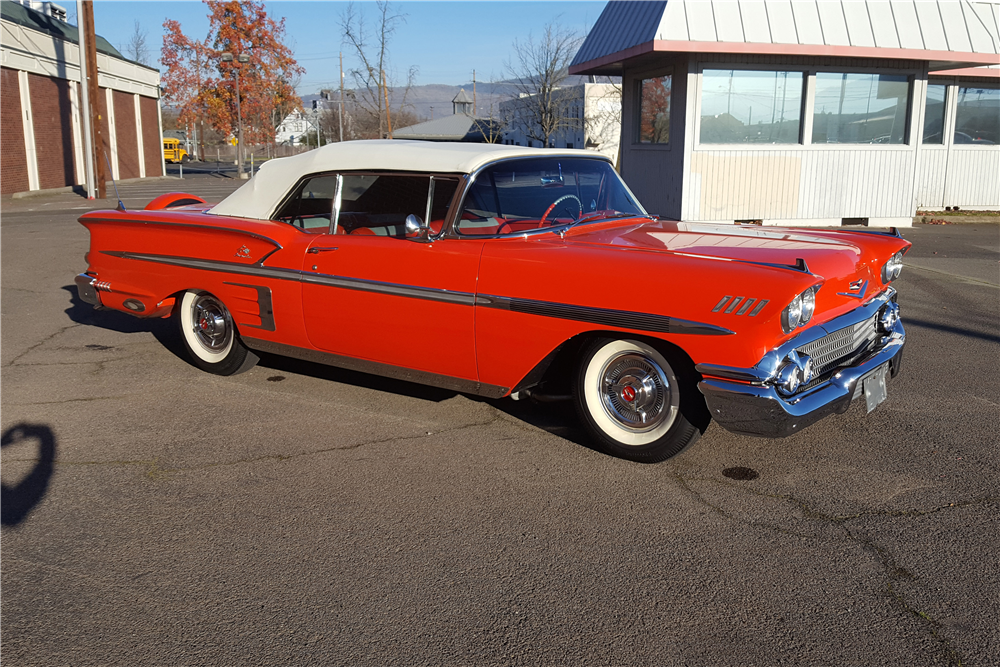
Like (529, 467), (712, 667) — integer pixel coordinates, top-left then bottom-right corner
(953, 79), (1000, 148)
(809, 70), (914, 147)
(448, 155), (645, 239)
(632, 68), (674, 148)
(270, 170), (464, 237)
(691, 62), (919, 150)
(696, 66), (808, 147)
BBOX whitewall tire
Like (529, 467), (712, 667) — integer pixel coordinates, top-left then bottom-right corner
(574, 338), (706, 462)
(178, 290), (258, 375)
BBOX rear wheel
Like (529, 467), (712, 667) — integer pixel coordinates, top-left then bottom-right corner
(573, 338), (705, 463)
(177, 290), (258, 375)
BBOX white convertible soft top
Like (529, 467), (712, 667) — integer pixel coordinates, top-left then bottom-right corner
(207, 140), (606, 220)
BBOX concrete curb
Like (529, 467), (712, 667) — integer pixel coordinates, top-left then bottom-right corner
(7, 176), (183, 200)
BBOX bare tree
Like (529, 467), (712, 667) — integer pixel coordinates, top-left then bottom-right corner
(123, 20), (150, 65)
(340, 1), (416, 139)
(505, 22), (581, 147)
(471, 73), (510, 143)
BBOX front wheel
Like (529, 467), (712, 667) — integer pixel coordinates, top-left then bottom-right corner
(177, 290), (258, 375)
(573, 338), (706, 463)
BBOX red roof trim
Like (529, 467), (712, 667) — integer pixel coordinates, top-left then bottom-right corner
(570, 39), (1000, 75)
(930, 66), (1000, 79)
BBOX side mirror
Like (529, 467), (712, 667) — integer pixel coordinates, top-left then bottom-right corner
(405, 214), (431, 242)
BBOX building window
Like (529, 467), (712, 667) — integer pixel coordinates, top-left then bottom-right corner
(700, 69), (803, 144)
(923, 83), (947, 145)
(955, 85), (999, 144)
(812, 73), (910, 144)
(638, 74), (671, 144)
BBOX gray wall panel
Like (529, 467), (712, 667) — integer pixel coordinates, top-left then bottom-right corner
(914, 148), (948, 207)
(945, 148), (1000, 206)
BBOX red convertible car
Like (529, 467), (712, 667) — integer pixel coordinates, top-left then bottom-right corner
(76, 141), (908, 462)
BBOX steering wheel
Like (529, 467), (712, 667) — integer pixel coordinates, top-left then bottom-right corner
(540, 195), (583, 226)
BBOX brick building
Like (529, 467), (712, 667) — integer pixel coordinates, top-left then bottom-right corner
(1, 0), (164, 196)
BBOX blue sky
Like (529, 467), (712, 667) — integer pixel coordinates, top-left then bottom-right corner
(88, 1), (607, 92)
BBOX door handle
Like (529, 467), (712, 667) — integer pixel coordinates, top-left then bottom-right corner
(308, 246), (339, 254)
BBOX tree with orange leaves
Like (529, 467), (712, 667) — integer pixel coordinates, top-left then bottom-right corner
(160, 0), (302, 152)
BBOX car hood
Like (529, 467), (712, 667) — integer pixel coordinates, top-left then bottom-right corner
(564, 219), (892, 309)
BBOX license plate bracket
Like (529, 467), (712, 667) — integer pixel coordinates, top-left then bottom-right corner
(864, 363), (889, 413)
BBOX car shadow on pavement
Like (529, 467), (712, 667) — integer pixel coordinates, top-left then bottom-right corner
(255, 352), (463, 403)
(255, 352), (599, 451)
(61, 285), (187, 360)
(1, 424), (56, 527)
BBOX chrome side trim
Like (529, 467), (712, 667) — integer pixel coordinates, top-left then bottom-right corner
(300, 272), (478, 305)
(477, 294), (734, 336)
(242, 338), (509, 399)
(100, 251), (730, 334)
(101, 251), (302, 282)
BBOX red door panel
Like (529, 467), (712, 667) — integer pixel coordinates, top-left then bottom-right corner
(302, 235), (485, 380)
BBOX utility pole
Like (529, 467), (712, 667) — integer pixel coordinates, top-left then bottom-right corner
(75, 0), (95, 198)
(196, 44), (205, 161)
(338, 51), (344, 142)
(473, 69), (477, 115)
(81, 1), (105, 198)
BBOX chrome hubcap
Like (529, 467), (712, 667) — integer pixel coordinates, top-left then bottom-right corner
(600, 353), (671, 432)
(191, 296), (231, 352)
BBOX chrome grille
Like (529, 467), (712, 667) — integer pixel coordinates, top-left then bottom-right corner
(797, 313), (880, 378)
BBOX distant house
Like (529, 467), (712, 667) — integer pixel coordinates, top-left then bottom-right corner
(275, 108), (318, 146)
(1, 0), (164, 195)
(500, 82), (621, 161)
(393, 88), (503, 143)
(570, 0), (1000, 226)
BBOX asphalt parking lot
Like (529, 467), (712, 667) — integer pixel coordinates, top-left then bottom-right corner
(2, 176), (998, 666)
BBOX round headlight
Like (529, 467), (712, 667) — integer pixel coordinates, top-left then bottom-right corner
(882, 251), (904, 283)
(782, 295), (803, 333)
(800, 287), (816, 325)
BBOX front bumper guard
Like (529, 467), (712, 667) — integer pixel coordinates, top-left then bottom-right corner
(698, 289), (905, 438)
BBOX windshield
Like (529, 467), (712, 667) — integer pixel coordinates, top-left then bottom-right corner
(455, 157), (646, 236)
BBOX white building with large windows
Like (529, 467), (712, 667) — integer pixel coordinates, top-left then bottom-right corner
(570, 0), (999, 227)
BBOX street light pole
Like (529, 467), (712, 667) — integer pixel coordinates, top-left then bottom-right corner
(221, 51), (251, 179)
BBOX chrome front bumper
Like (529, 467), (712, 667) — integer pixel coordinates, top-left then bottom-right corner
(697, 289), (905, 438)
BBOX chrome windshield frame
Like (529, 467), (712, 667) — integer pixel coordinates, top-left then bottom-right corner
(439, 154), (648, 241)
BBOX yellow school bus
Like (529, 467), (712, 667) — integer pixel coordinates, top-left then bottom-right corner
(163, 138), (190, 164)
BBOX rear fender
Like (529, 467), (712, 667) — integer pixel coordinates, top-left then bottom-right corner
(144, 193), (207, 210)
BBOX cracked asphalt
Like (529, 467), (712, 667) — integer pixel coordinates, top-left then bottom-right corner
(2, 177), (998, 666)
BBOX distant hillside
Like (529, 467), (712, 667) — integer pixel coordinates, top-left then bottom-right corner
(302, 75), (616, 122)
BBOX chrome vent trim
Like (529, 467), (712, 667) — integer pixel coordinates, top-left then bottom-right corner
(713, 295), (768, 316)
